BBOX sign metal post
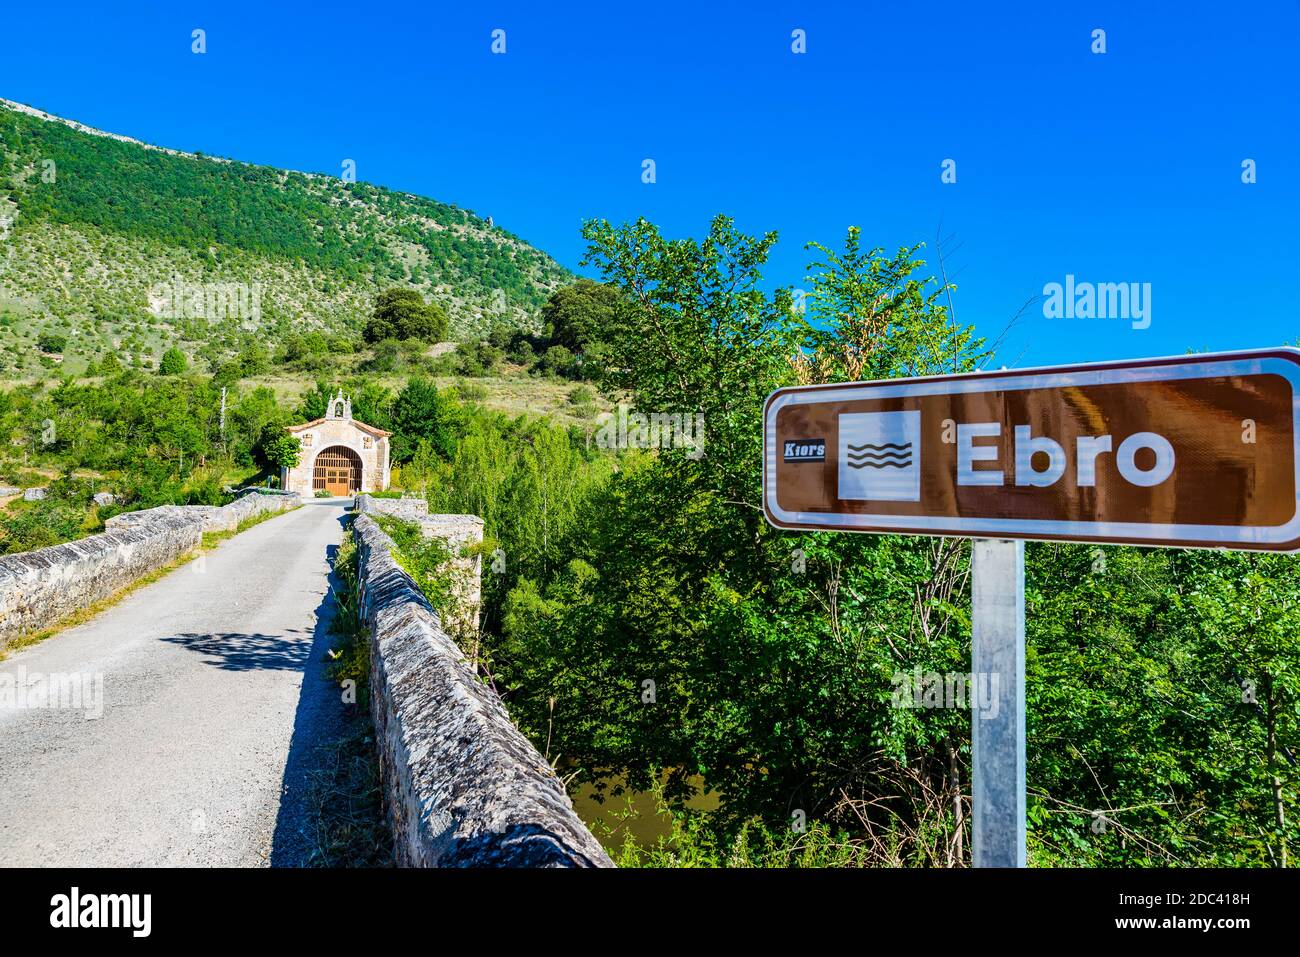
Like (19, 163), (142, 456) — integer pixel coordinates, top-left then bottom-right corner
(970, 538), (1026, 867)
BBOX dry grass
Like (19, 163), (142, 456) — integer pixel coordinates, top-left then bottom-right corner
(241, 366), (613, 427)
(297, 712), (393, 867)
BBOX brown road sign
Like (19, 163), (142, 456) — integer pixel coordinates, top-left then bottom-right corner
(763, 348), (1300, 550)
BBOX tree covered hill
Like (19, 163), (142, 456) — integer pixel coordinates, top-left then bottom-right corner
(0, 97), (570, 376)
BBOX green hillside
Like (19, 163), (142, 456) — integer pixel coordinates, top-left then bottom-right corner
(0, 97), (570, 377)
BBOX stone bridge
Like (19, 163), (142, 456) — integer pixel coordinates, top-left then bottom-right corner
(0, 491), (610, 867)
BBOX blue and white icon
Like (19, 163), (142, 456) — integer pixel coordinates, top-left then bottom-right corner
(838, 411), (921, 502)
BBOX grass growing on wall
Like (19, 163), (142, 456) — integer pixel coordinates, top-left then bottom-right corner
(325, 523), (367, 695)
(371, 514), (456, 630)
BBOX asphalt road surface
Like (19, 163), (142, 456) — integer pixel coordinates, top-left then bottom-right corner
(0, 499), (350, 866)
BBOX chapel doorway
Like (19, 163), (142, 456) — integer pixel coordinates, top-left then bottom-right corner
(312, 446), (362, 496)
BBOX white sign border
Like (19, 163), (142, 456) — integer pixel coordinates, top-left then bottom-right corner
(763, 348), (1300, 550)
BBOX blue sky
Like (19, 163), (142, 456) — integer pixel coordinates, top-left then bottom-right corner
(1, 1), (1296, 366)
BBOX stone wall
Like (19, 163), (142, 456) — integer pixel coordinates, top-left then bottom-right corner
(0, 514), (202, 648)
(105, 490), (301, 535)
(199, 489), (302, 533)
(354, 513), (612, 868)
(0, 491), (301, 649)
(101, 504), (194, 531)
(353, 495), (430, 524)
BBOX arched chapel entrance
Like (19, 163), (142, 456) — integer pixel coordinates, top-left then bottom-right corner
(312, 445), (363, 496)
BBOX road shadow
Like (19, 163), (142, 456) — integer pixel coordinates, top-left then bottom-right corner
(159, 630), (313, 671)
(270, 513), (389, 867)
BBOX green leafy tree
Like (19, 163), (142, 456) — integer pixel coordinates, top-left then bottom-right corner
(485, 216), (989, 845)
(231, 385), (288, 466)
(390, 377), (465, 462)
(541, 278), (621, 353)
(364, 289), (449, 343)
(481, 215), (1300, 866)
(299, 381), (333, 420)
(260, 430), (302, 470)
(235, 341), (270, 378)
(37, 332), (67, 354)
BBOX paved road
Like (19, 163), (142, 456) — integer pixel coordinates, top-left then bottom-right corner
(0, 500), (349, 866)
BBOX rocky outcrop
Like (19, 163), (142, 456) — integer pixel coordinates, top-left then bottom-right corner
(354, 514), (611, 868)
(0, 513), (202, 648)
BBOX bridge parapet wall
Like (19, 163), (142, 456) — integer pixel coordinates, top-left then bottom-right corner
(353, 494), (429, 523)
(0, 514), (202, 648)
(105, 490), (302, 535)
(353, 512), (612, 868)
(0, 492), (302, 648)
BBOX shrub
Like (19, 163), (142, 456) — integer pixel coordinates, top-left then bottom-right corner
(536, 344), (578, 379)
(455, 379), (489, 402)
(37, 332), (67, 354)
(567, 384), (595, 406)
(456, 340), (502, 377)
(160, 347), (188, 375)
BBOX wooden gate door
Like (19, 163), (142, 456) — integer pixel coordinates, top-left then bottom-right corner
(313, 446), (361, 496)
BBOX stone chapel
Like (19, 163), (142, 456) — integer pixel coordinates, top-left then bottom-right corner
(280, 390), (392, 496)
